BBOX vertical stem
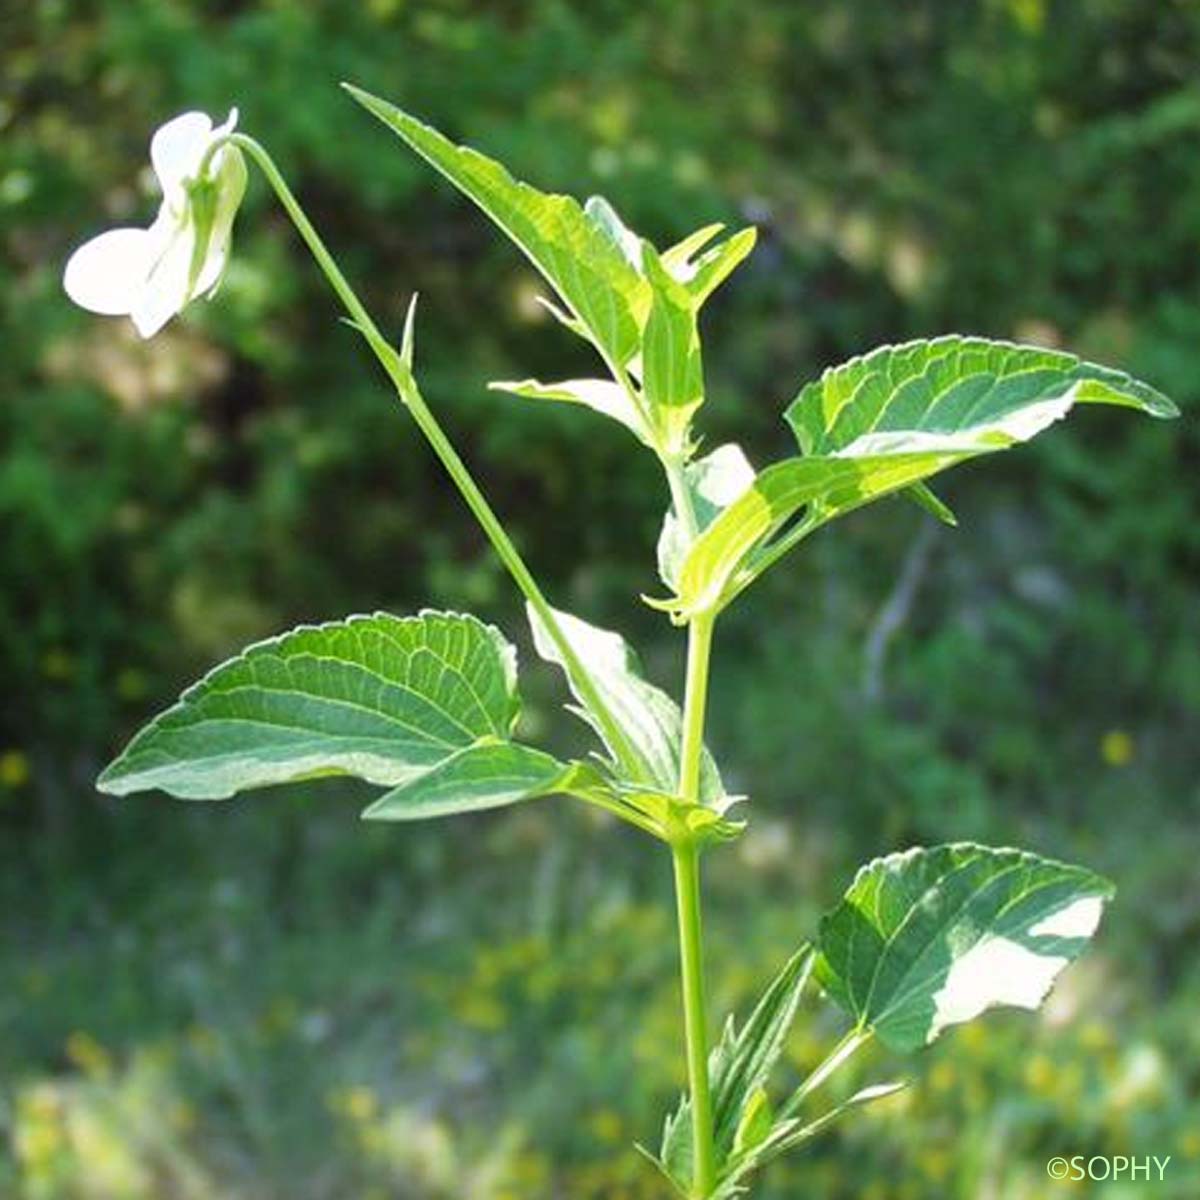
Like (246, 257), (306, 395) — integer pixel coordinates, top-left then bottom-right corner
(602, 351), (699, 538)
(673, 838), (717, 1198)
(672, 610), (718, 1197)
(678, 612), (715, 803)
(665, 454), (700, 542)
(228, 133), (643, 778)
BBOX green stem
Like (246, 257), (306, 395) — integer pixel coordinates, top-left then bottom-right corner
(600, 349), (699, 538)
(602, 350), (655, 441)
(665, 455), (700, 542)
(678, 612), (715, 803)
(779, 1028), (870, 1121)
(672, 610), (718, 1197)
(672, 838), (717, 1198)
(227, 133), (642, 779)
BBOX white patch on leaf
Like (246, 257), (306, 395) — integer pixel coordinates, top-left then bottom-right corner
(927, 937), (1068, 1043)
(1029, 895), (1105, 939)
(836, 395), (1074, 458)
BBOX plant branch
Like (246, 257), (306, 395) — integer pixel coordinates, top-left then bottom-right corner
(228, 133), (643, 779)
(574, 789), (664, 839)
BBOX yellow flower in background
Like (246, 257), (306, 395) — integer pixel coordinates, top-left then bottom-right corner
(0, 749), (30, 788)
(14, 1086), (64, 1175)
(918, 1146), (952, 1183)
(1079, 1020), (1115, 1052)
(65, 1031), (113, 1078)
(1008, 0), (1046, 35)
(1100, 729), (1135, 767)
(1024, 1053), (1056, 1096)
(41, 648), (75, 680)
(928, 1060), (957, 1094)
(586, 1109), (623, 1144)
(343, 1085), (379, 1124)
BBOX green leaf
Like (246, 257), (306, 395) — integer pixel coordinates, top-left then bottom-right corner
(641, 243), (705, 455)
(682, 226), (758, 307)
(584, 193), (643, 270)
(98, 611), (525, 800)
(488, 377), (651, 446)
(364, 744), (599, 821)
(526, 604), (725, 805)
(343, 85), (751, 465)
(668, 452), (956, 619)
(665, 336), (1176, 619)
(661, 223), (726, 273)
(633, 1144), (689, 1199)
(657, 443), (756, 590)
(661, 223), (758, 307)
(399, 292), (418, 369)
(343, 84), (649, 367)
(815, 843), (1115, 1053)
(657, 1102), (693, 1195)
(786, 336), (1177, 455)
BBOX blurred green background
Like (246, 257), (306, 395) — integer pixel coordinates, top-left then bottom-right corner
(3, 1), (1198, 1196)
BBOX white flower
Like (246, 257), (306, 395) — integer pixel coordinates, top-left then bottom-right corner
(63, 109), (247, 338)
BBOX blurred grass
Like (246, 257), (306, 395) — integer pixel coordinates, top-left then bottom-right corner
(2, 1), (1199, 1196)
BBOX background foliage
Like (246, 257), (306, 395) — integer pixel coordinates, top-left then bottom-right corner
(3, 1), (1198, 1196)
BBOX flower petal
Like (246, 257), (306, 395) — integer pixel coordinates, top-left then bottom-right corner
(212, 107), (240, 140)
(194, 241), (230, 299)
(130, 210), (195, 338)
(151, 111), (213, 198)
(63, 228), (155, 316)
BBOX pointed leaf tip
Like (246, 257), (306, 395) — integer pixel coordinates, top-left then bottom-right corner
(345, 86), (649, 367)
(786, 335), (1177, 456)
(96, 610), (525, 802)
(400, 293), (418, 367)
